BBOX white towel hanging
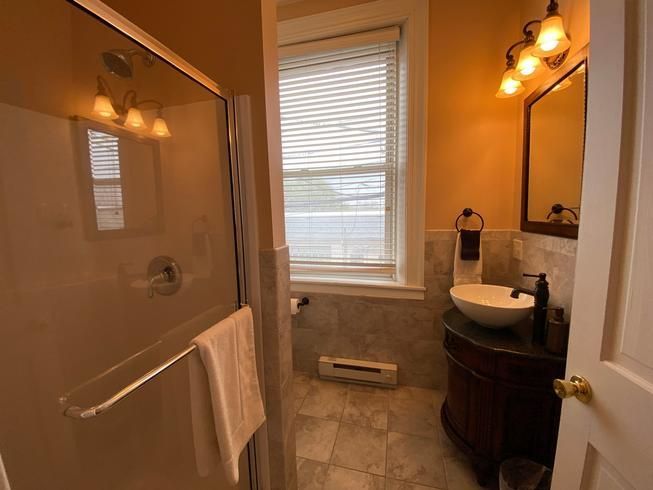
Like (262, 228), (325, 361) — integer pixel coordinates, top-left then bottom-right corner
(453, 232), (483, 285)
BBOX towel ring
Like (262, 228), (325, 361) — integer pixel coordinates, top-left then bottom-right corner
(455, 208), (485, 232)
(546, 203), (579, 221)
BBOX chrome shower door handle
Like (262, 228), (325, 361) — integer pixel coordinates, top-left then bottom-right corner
(147, 256), (182, 298)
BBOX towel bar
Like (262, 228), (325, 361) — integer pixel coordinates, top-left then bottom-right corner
(63, 345), (197, 419)
(62, 303), (248, 420)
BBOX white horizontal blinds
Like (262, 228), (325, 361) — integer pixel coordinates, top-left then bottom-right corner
(279, 29), (399, 279)
(87, 129), (125, 231)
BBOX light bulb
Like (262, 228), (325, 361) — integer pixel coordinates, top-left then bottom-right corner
(151, 116), (171, 138)
(514, 44), (546, 81)
(125, 107), (146, 129)
(496, 68), (525, 98)
(532, 14), (571, 57)
(92, 94), (118, 120)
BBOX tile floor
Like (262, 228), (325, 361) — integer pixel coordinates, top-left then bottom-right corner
(293, 372), (485, 490)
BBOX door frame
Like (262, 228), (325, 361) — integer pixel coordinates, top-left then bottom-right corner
(67, 1), (267, 488)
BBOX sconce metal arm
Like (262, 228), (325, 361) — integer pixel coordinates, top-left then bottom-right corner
(120, 90), (138, 113)
(96, 75), (117, 103)
(134, 99), (164, 111)
(505, 39), (527, 66)
(546, 0), (560, 16)
(505, 19), (543, 66)
(522, 20), (541, 40)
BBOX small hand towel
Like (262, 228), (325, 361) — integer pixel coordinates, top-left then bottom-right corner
(453, 231), (483, 286)
(460, 229), (481, 260)
(189, 306), (265, 485)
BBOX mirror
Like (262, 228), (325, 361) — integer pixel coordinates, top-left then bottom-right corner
(521, 48), (588, 239)
(74, 118), (164, 239)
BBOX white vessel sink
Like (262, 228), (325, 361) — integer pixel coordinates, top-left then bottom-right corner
(449, 284), (534, 329)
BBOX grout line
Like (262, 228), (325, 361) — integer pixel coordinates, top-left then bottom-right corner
(327, 421), (341, 466)
(383, 394), (390, 490)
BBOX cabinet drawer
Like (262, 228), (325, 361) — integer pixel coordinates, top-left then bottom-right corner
(494, 353), (564, 388)
(444, 329), (494, 376)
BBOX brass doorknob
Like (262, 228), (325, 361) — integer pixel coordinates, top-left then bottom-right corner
(553, 375), (592, 403)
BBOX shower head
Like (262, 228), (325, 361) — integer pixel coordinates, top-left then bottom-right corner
(100, 49), (155, 79)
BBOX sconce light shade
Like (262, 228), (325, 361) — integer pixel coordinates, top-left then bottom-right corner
(496, 68), (525, 98)
(151, 117), (172, 138)
(514, 44), (546, 81)
(551, 77), (572, 92)
(125, 107), (146, 129)
(92, 94), (118, 120)
(532, 14), (571, 57)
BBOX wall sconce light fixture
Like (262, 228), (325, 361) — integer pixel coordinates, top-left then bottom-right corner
(91, 76), (171, 137)
(496, 0), (572, 98)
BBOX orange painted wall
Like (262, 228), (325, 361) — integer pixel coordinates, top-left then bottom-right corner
(103, 0), (277, 247)
(279, 1), (589, 231)
(425, 1), (521, 229)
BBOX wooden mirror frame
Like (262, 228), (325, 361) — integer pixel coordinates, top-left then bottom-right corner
(521, 46), (589, 239)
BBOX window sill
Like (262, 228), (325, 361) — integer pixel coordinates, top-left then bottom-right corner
(290, 276), (425, 300)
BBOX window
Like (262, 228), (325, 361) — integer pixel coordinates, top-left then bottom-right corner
(277, 0), (428, 298)
(87, 129), (125, 231)
(280, 29), (399, 281)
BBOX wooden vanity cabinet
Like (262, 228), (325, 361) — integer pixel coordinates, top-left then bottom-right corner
(440, 308), (566, 486)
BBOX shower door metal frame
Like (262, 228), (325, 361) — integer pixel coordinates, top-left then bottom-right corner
(66, 0), (261, 488)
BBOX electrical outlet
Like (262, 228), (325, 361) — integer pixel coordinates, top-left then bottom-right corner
(513, 239), (523, 261)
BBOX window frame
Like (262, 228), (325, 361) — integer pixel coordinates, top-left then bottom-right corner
(278, 0), (428, 300)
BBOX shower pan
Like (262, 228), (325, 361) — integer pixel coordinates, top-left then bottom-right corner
(0, 1), (258, 489)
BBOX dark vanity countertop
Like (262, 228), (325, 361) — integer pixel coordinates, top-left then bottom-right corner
(442, 307), (566, 362)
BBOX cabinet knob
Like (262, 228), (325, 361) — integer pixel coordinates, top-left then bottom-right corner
(553, 375), (592, 403)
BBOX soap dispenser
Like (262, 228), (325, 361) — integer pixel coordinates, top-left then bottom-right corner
(545, 307), (569, 356)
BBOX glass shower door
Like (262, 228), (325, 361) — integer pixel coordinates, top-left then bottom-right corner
(0, 1), (251, 488)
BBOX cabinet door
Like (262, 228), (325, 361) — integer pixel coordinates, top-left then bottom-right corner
(491, 383), (561, 466)
(445, 353), (490, 449)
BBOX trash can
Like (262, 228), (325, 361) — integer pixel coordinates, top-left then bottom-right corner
(499, 458), (552, 490)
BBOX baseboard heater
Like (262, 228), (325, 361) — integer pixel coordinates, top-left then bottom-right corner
(318, 356), (397, 387)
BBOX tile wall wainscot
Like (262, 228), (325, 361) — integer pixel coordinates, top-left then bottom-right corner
(291, 230), (577, 389)
(259, 246), (298, 490)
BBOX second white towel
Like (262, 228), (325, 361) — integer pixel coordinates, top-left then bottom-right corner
(189, 306), (265, 485)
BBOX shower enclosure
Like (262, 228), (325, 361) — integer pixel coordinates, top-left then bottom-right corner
(0, 1), (257, 488)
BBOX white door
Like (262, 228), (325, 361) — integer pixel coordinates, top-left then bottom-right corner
(552, 0), (653, 488)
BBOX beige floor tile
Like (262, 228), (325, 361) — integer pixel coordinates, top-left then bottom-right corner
(391, 386), (440, 404)
(294, 371), (313, 398)
(295, 395), (305, 414)
(342, 390), (389, 430)
(386, 478), (441, 489)
(296, 457), (329, 490)
(330, 423), (387, 476)
(388, 397), (438, 438)
(295, 414), (340, 463)
(444, 456), (484, 490)
(386, 432), (446, 488)
(437, 419), (464, 459)
(323, 465), (385, 490)
(349, 383), (392, 397)
(299, 378), (348, 421)
(294, 372), (313, 414)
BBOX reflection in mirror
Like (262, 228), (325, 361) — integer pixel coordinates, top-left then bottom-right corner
(522, 52), (587, 239)
(74, 118), (163, 238)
